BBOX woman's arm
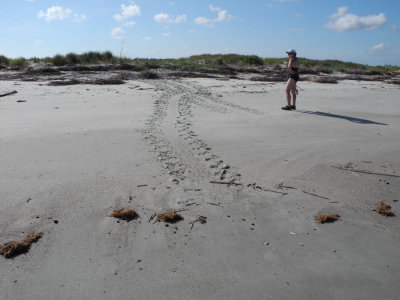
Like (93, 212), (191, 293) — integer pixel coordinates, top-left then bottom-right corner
(288, 58), (295, 75)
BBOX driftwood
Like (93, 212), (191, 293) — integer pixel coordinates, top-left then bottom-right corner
(0, 90), (17, 97)
(210, 180), (243, 186)
(275, 182), (296, 190)
(332, 165), (400, 178)
(263, 188), (288, 195)
(302, 191), (329, 200)
(207, 202), (221, 206)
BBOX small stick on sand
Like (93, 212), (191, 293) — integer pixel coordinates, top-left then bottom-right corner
(148, 213), (156, 222)
(303, 191), (329, 200)
(275, 182), (296, 190)
(0, 90), (17, 97)
(332, 165), (400, 178)
(190, 216), (207, 230)
(263, 188), (288, 195)
(210, 180), (243, 186)
(207, 202), (221, 206)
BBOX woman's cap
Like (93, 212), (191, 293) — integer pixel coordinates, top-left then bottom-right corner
(286, 49), (296, 54)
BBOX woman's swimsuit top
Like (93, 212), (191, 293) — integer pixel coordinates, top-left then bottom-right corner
(288, 59), (299, 81)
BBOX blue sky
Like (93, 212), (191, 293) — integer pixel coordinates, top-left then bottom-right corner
(1, 0), (399, 65)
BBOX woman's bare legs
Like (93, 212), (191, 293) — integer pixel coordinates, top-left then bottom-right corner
(285, 78), (296, 106)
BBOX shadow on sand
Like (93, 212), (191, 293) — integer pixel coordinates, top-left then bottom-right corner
(296, 110), (388, 125)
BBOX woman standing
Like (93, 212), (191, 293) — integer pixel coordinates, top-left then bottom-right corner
(282, 49), (299, 110)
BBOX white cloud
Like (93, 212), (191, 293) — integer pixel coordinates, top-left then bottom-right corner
(154, 13), (187, 23)
(34, 40), (43, 45)
(154, 13), (171, 23)
(175, 14), (187, 23)
(38, 6), (72, 22)
(209, 5), (232, 22)
(370, 43), (386, 54)
(37, 6), (86, 23)
(162, 33), (171, 37)
(111, 27), (126, 39)
(325, 6), (387, 32)
(124, 21), (137, 27)
(144, 36), (152, 41)
(72, 13), (87, 23)
(114, 4), (141, 22)
(195, 16), (214, 28)
(391, 25), (400, 32)
(195, 5), (233, 28)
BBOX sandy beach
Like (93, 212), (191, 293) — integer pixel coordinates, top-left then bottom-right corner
(1, 76), (399, 299)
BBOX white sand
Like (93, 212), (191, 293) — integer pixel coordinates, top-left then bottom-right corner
(1, 78), (399, 299)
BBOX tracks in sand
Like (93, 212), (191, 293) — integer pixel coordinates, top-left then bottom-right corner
(141, 79), (262, 186)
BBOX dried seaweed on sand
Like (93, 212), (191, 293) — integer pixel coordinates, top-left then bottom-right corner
(108, 209), (139, 221)
(156, 211), (184, 223)
(376, 202), (395, 217)
(315, 214), (340, 224)
(0, 233), (43, 259)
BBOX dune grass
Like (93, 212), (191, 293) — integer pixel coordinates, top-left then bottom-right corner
(0, 51), (398, 73)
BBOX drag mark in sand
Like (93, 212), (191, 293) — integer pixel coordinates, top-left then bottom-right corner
(140, 81), (186, 183)
(141, 79), (261, 185)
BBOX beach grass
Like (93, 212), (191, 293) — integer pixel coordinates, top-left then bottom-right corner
(0, 52), (398, 73)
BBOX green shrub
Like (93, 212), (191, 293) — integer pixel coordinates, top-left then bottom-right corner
(186, 54), (264, 66)
(0, 55), (9, 65)
(244, 55), (264, 65)
(102, 51), (115, 63)
(66, 52), (80, 65)
(52, 54), (68, 66)
(30, 57), (41, 63)
(10, 57), (26, 66)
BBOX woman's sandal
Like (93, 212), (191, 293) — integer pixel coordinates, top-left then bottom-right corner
(281, 105), (292, 110)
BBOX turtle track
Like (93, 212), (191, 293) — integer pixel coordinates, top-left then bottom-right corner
(141, 79), (262, 185)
